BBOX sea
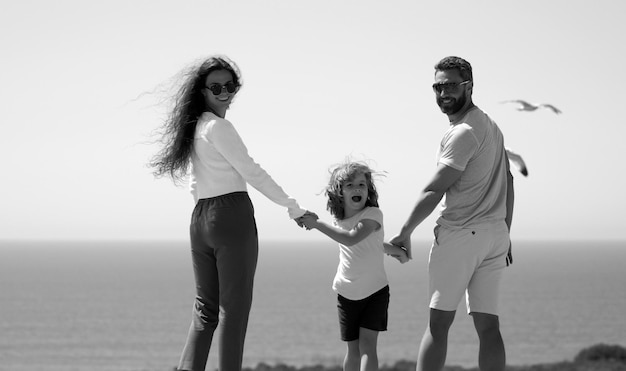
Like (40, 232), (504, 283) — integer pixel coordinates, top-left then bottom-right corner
(1, 239), (625, 371)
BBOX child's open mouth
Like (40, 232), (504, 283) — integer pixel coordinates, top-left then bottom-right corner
(351, 196), (362, 202)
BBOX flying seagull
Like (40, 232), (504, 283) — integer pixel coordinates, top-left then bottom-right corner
(505, 147), (528, 177)
(501, 99), (562, 114)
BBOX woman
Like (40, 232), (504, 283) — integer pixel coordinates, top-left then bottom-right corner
(150, 55), (306, 371)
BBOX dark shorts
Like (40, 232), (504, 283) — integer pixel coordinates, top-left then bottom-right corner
(337, 285), (390, 341)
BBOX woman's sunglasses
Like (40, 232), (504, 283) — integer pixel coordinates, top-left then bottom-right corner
(205, 82), (239, 96)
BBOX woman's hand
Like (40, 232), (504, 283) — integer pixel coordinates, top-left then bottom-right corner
(296, 210), (318, 229)
(298, 211), (319, 230)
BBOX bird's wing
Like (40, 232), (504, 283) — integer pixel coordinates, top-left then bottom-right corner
(540, 104), (562, 114)
(505, 148), (529, 176)
(501, 99), (537, 111)
(500, 99), (525, 105)
(517, 100), (538, 110)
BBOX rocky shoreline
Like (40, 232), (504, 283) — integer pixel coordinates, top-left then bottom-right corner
(240, 344), (626, 371)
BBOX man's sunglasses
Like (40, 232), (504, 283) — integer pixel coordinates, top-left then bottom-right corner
(205, 82), (239, 96)
(432, 81), (470, 94)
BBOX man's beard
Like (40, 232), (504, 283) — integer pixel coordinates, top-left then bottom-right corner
(437, 91), (467, 115)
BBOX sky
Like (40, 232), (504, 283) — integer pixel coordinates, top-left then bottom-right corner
(1, 0), (625, 243)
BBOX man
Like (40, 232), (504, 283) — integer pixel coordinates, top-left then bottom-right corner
(390, 56), (514, 371)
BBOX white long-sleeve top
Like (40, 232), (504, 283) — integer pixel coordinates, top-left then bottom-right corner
(189, 112), (306, 219)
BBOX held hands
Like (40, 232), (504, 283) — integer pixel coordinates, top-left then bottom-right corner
(295, 210), (319, 230)
(389, 234), (412, 260)
(384, 243), (410, 264)
(383, 242), (410, 264)
(394, 248), (410, 264)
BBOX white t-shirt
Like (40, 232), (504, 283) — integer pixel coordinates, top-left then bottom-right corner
(332, 207), (389, 300)
(436, 107), (508, 229)
(189, 111), (305, 219)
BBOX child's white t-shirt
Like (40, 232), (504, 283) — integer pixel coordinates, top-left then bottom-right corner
(332, 206), (389, 300)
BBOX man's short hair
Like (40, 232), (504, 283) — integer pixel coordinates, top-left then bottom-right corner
(435, 56), (473, 82)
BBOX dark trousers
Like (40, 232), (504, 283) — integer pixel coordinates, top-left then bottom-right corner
(178, 192), (258, 371)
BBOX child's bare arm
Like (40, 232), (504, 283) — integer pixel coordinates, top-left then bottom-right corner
(301, 215), (379, 246)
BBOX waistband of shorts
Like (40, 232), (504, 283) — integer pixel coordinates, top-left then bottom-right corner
(436, 220), (508, 231)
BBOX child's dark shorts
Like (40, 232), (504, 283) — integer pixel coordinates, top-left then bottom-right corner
(337, 285), (389, 341)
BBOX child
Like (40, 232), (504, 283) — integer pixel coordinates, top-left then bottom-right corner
(299, 161), (408, 371)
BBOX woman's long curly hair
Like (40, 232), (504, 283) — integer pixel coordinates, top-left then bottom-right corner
(325, 161), (380, 220)
(149, 55), (242, 183)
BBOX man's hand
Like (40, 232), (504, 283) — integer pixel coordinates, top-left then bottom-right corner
(393, 247), (410, 264)
(506, 240), (513, 266)
(389, 234), (412, 260)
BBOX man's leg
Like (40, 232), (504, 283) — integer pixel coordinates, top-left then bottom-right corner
(416, 309), (456, 371)
(472, 312), (505, 371)
(466, 224), (509, 371)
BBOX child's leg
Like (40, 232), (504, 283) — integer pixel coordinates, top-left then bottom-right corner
(338, 293), (361, 371)
(344, 340), (360, 371)
(358, 328), (379, 371)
